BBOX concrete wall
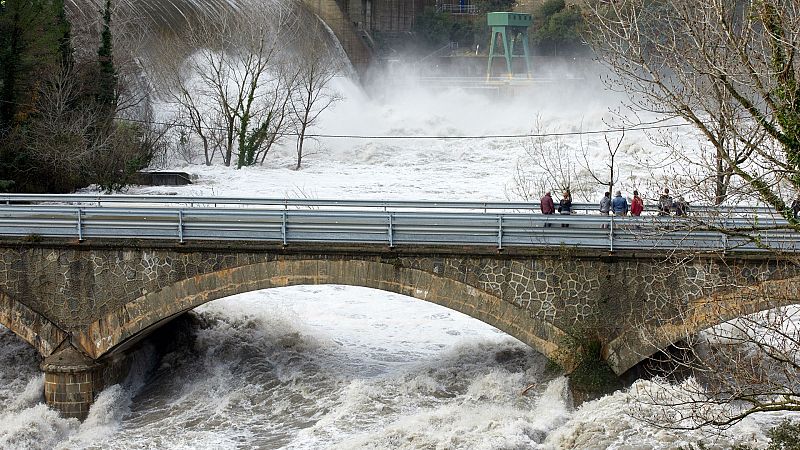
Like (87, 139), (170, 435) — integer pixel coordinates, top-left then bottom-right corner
(301, 0), (374, 72)
(342, 0), (431, 33)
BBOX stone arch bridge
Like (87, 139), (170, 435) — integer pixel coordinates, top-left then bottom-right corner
(0, 238), (797, 419)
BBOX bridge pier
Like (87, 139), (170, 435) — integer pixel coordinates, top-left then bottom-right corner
(41, 344), (105, 420)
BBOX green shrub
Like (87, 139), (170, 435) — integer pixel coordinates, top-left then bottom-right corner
(767, 420), (800, 450)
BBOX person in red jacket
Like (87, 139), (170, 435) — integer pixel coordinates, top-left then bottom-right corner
(631, 190), (644, 216)
(540, 191), (555, 214)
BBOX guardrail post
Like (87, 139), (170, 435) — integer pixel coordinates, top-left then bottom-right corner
(388, 213), (394, 247)
(609, 214), (614, 252)
(178, 210), (185, 244)
(497, 214), (503, 250)
(76, 209), (83, 242)
(282, 210), (288, 246)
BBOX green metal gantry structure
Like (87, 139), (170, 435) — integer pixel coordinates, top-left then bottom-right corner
(486, 12), (533, 79)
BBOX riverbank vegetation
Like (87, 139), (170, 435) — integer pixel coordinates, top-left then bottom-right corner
(133, 2), (342, 171)
(0, 0), (161, 193)
(0, 0), (343, 193)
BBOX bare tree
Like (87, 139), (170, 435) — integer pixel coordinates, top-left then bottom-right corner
(147, 2), (297, 168)
(584, 0), (800, 218)
(24, 65), (99, 191)
(580, 131), (624, 196)
(583, 0), (800, 430)
(289, 20), (343, 171)
(508, 117), (594, 202)
(22, 59), (168, 193)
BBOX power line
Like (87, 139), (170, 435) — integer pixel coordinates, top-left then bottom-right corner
(115, 116), (693, 140)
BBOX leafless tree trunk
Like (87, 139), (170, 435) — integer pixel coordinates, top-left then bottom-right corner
(146, 1), (298, 168)
(258, 65), (300, 165)
(289, 20), (342, 171)
(508, 116), (593, 202)
(581, 131), (624, 196)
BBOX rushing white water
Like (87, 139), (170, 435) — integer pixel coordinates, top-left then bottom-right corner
(1, 2), (797, 448)
(0, 286), (784, 449)
(0, 79), (790, 449)
(0, 80), (790, 449)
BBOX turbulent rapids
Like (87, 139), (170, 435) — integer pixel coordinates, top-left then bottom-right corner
(0, 1), (796, 448)
(0, 289), (780, 448)
(0, 288), (572, 449)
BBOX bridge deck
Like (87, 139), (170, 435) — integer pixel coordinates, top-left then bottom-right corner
(0, 195), (794, 252)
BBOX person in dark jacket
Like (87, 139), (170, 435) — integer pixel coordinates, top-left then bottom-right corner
(558, 190), (572, 214)
(540, 192), (555, 214)
(611, 190), (628, 216)
(658, 188), (673, 216)
(558, 190), (572, 227)
(674, 196), (688, 216)
(599, 192), (611, 215)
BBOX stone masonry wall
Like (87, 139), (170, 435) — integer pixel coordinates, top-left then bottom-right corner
(0, 241), (791, 354)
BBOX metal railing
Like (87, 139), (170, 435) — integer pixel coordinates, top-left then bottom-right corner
(0, 194), (778, 214)
(0, 195), (794, 252)
(437, 3), (479, 14)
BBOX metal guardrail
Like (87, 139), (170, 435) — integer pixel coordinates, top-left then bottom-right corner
(437, 3), (479, 14)
(0, 194), (779, 215)
(0, 195), (794, 252)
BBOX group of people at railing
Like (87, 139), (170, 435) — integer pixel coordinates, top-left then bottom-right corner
(539, 187), (689, 220)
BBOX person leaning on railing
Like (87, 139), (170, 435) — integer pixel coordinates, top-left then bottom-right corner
(673, 196), (689, 216)
(558, 190), (572, 214)
(540, 191), (555, 214)
(539, 191), (555, 228)
(599, 192), (611, 215)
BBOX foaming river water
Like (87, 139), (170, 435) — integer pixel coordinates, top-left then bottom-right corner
(0, 286), (780, 449)
(7, 0), (793, 446)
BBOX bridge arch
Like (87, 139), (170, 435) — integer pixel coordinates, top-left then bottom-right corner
(605, 275), (800, 375)
(0, 290), (68, 358)
(77, 259), (570, 365)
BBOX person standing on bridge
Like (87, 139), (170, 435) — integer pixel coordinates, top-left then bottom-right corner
(673, 196), (688, 216)
(658, 188), (673, 216)
(540, 191), (555, 214)
(558, 190), (572, 227)
(631, 190), (644, 216)
(599, 192), (611, 215)
(611, 191), (628, 216)
(540, 191), (556, 228)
